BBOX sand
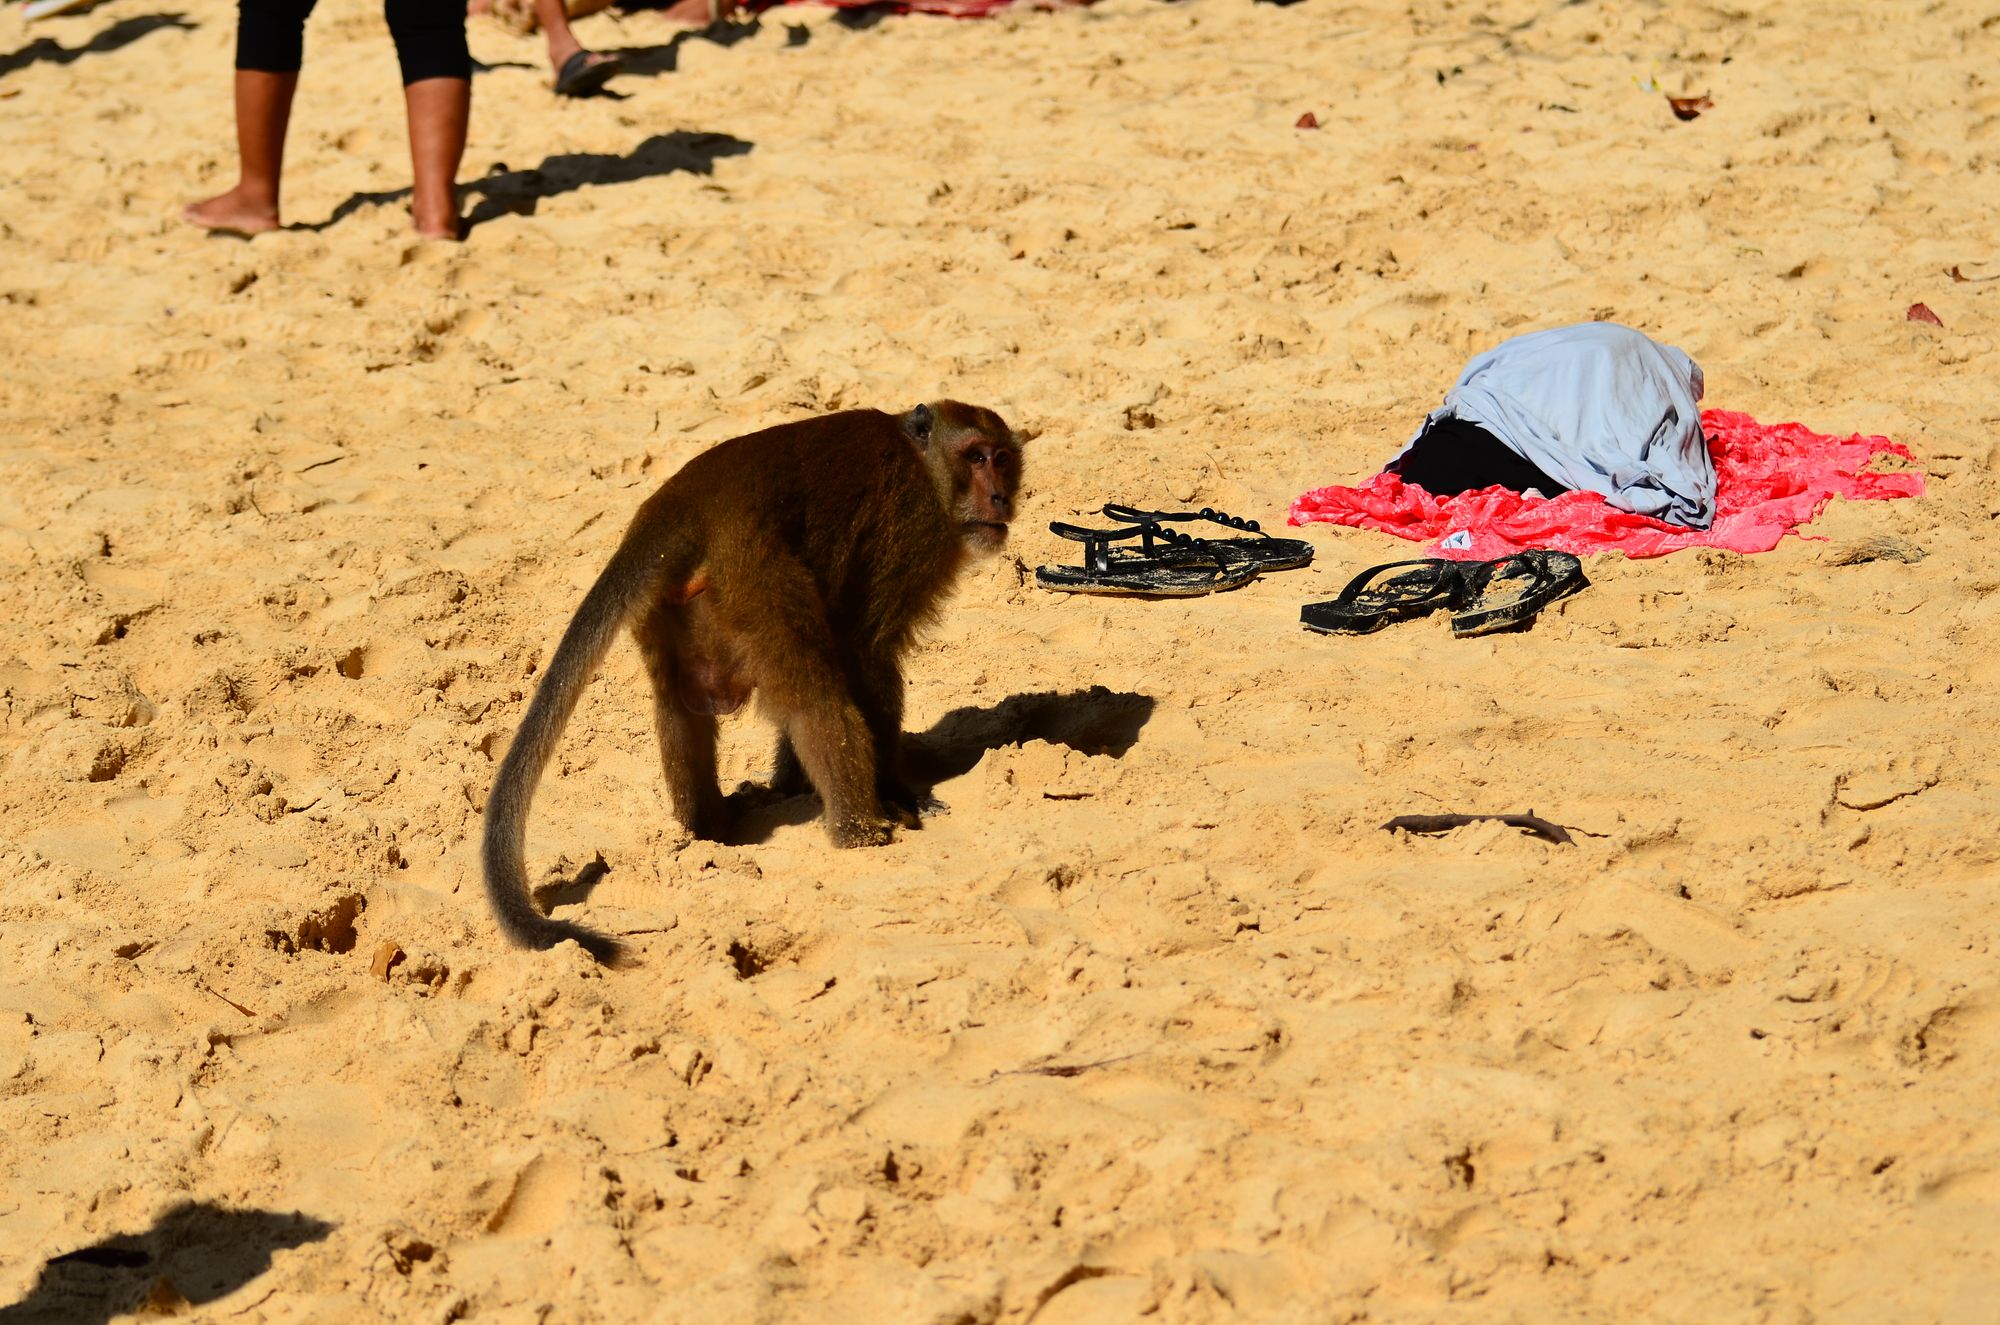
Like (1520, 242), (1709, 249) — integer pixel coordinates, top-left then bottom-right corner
(2, 0), (1998, 1319)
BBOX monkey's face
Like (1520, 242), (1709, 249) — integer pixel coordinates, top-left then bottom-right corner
(954, 428), (1020, 554)
(906, 402), (1023, 556)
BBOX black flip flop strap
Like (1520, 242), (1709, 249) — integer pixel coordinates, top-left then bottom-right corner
(1452, 550), (1581, 632)
(1049, 520), (1147, 574)
(1336, 558), (1468, 609)
(1462, 550), (1561, 600)
(1131, 521), (1206, 557)
(1050, 519), (1211, 570)
(1103, 503), (1264, 536)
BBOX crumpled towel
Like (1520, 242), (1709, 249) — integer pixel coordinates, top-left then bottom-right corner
(1288, 409), (1924, 560)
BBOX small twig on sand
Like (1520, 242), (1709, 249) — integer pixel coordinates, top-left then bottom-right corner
(196, 980), (259, 1017)
(987, 1052), (1141, 1084)
(1383, 810), (1589, 846)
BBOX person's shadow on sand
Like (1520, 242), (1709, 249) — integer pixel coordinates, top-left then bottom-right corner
(0, 1202), (334, 1325)
(604, 14), (767, 79)
(0, 12), (196, 81)
(304, 130), (754, 235)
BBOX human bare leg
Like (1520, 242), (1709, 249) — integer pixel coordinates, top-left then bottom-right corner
(404, 76), (470, 238)
(655, 0), (731, 26)
(184, 70), (299, 234)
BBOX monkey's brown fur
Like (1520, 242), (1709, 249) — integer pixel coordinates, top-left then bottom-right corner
(482, 402), (1023, 963)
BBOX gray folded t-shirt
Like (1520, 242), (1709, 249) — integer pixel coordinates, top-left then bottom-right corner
(1395, 322), (1715, 529)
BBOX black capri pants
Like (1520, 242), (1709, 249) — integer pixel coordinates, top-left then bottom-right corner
(238, 0), (470, 86)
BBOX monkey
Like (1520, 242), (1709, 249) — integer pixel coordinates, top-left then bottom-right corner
(481, 401), (1024, 964)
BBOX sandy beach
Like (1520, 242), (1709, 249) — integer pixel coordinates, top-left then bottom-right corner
(3, 0), (1999, 1318)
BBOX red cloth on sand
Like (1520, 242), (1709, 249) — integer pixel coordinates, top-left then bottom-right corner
(1288, 409), (1924, 560)
(755, 0), (1086, 16)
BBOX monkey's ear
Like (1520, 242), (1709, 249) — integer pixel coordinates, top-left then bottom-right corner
(902, 404), (934, 446)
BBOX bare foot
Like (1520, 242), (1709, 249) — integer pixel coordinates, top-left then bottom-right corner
(411, 204), (462, 241)
(656, 0), (732, 26)
(183, 185), (280, 236)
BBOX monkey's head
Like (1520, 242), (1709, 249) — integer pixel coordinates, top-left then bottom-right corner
(904, 401), (1023, 556)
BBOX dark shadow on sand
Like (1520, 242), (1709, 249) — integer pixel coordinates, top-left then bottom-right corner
(905, 685), (1156, 781)
(532, 854), (612, 915)
(723, 686), (1157, 844)
(605, 16), (767, 79)
(302, 129), (754, 234)
(0, 1202), (333, 1325)
(828, 5), (893, 30)
(0, 12), (195, 80)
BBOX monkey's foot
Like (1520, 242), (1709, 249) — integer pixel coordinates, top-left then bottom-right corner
(881, 784), (947, 828)
(829, 817), (895, 848)
(729, 777), (798, 809)
(683, 807), (733, 843)
(182, 188), (280, 237)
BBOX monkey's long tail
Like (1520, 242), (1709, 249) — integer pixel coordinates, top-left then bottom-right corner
(481, 545), (660, 965)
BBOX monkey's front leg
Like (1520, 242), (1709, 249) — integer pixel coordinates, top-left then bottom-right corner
(850, 654), (930, 829)
(759, 650), (891, 848)
(767, 735), (810, 797)
(786, 698), (891, 846)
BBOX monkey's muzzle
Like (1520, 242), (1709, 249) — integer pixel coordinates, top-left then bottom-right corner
(962, 520), (1009, 552)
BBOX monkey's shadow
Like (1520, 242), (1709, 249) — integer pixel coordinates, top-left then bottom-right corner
(0, 1202), (333, 1324)
(536, 686), (1155, 908)
(724, 685), (1157, 845)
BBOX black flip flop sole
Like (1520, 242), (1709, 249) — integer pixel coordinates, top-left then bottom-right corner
(1036, 559), (1262, 597)
(1300, 559), (1469, 634)
(1450, 551), (1587, 637)
(555, 52), (623, 97)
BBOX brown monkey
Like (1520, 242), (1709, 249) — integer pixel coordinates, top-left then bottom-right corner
(482, 401), (1023, 963)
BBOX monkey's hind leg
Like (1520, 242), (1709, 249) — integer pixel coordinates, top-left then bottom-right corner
(637, 619), (727, 842)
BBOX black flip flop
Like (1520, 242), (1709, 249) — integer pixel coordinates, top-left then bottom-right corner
(1300, 559), (1471, 634)
(1101, 503), (1316, 571)
(1036, 521), (1262, 596)
(555, 49), (623, 98)
(1450, 550), (1587, 637)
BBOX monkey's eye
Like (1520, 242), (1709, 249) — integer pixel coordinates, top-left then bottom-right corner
(968, 450), (989, 466)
